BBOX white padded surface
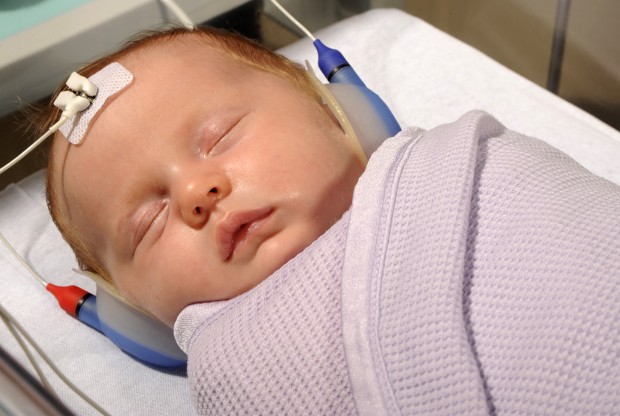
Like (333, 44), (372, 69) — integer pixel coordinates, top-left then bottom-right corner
(0, 8), (618, 415)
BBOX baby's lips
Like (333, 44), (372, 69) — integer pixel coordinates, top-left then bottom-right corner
(216, 207), (273, 261)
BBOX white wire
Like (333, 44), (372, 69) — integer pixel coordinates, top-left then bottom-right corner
(269, 0), (316, 41)
(0, 234), (109, 414)
(0, 232), (48, 287)
(0, 116), (67, 176)
(159, 0), (195, 29)
(0, 303), (112, 416)
(0, 313), (55, 394)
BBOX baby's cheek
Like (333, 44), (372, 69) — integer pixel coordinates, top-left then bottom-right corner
(112, 265), (172, 323)
(261, 222), (321, 269)
(139, 285), (184, 327)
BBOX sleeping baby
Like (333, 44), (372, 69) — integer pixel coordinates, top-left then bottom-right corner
(42, 26), (620, 415)
(45, 27), (365, 327)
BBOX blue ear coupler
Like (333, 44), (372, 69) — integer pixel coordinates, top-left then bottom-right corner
(313, 39), (401, 139)
(46, 283), (186, 368)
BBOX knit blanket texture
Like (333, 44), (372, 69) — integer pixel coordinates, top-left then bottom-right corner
(174, 110), (620, 415)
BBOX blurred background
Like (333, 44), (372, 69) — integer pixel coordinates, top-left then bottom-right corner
(1, 0), (618, 190)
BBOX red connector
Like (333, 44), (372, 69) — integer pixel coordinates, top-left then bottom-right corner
(46, 284), (91, 318)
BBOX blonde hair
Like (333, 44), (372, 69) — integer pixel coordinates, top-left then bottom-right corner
(44, 26), (318, 283)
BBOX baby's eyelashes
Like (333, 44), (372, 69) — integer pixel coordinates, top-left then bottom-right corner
(132, 200), (169, 254)
(196, 114), (244, 158)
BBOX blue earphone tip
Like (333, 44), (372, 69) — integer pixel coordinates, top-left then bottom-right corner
(313, 39), (348, 80)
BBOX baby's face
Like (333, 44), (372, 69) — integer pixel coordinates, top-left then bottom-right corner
(54, 40), (364, 326)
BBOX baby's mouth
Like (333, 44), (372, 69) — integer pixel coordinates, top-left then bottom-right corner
(217, 207), (273, 261)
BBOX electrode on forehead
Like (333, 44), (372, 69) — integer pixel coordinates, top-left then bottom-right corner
(59, 62), (134, 145)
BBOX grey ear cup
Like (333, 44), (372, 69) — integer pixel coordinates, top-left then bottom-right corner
(96, 284), (187, 365)
(77, 270), (186, 367)
(325, 83), (392, 158)
(305, 61), (398, 161)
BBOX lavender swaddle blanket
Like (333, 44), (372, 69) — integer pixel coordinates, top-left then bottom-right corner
(174, 111), (620, 415)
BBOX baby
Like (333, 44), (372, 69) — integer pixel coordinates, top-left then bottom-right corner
(44, 26), (365, 327)
(42, 25), (620, 415)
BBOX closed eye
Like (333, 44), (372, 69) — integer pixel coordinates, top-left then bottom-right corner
(197, 114), (244, 158)
(208, 116), (243, 156)
(133, 200), (168, 254)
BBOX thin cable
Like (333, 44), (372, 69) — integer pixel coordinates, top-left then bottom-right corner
(547, 0), (571, 93)
(269, 0), (316, 41)
(0, 232), (47, 287)
(0, 313), (55, 394)
(0, 303), (112, 416)
(0, 236), (109, 414)
(0, 116), (67, 176)
(159, 0), (195, 29)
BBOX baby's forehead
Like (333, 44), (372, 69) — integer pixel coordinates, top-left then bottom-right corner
(58, 43), (246, 171)
(120, 34), (234, 70)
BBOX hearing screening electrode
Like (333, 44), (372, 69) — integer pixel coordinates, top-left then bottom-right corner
(0, 75), (98, 175)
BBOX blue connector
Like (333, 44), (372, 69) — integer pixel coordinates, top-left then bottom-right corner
(313, 39), (366, 86)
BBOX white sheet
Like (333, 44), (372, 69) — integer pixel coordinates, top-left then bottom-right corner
(1, 8), (619, 415)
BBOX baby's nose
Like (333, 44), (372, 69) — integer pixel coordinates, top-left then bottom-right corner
(177, 173), (231, 228)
